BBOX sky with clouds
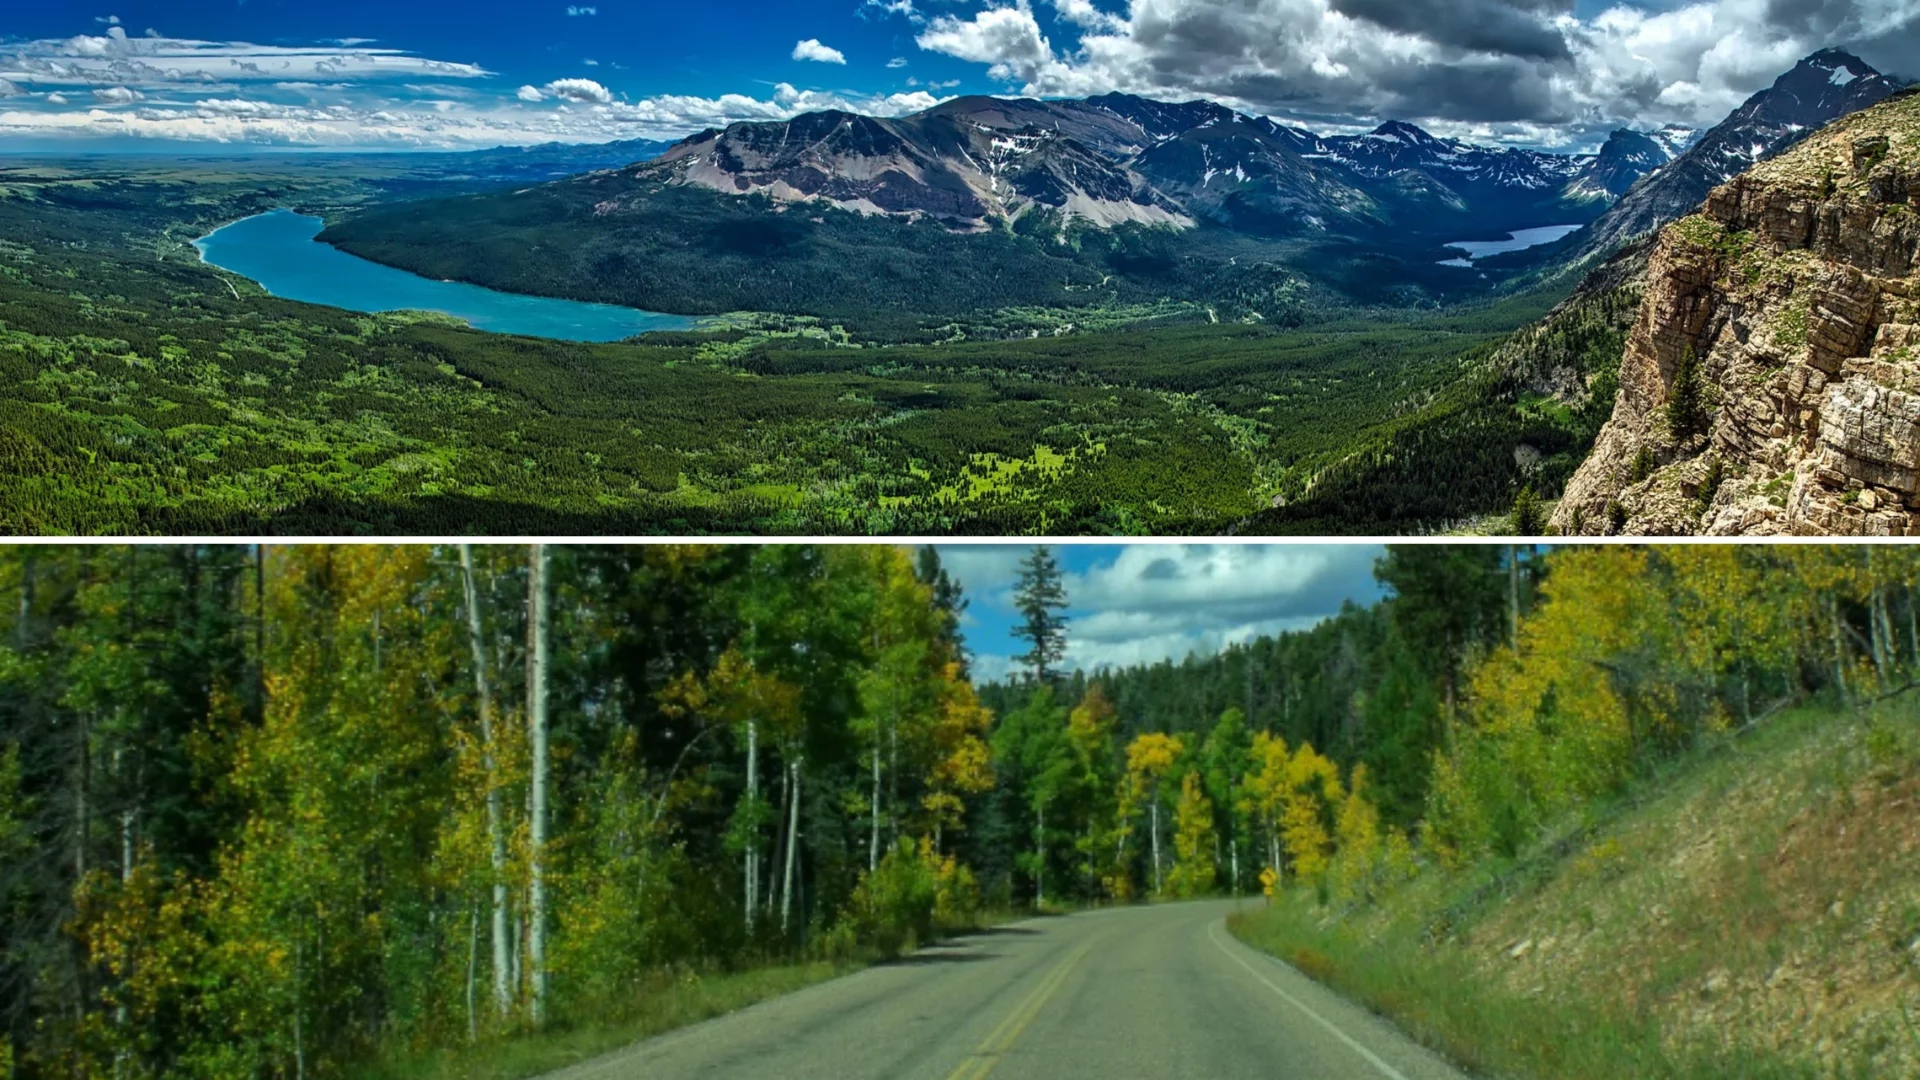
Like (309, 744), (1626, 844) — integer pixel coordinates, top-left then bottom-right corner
(0, 1), (1915, 152)
(930, 543), (1387, 684)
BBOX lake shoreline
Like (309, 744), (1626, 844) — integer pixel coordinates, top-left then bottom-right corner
(194, 209), (700, 342)
(1436, 223), (1584, 268)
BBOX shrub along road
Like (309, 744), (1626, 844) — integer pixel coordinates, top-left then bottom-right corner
(544, 900), (1467, 1080)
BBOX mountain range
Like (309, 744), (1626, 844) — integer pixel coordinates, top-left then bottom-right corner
(638, 47), (1905, 258)
(642, 90), (1686, 240)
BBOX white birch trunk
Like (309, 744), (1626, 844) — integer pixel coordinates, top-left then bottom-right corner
(781, 757), (801, 933)
(458, 545), (513, 1020)
(869, 742), (882, 873)
(744, 718), (759, 928)
(1150, 795), (1162, 895)
(465, 903), (479, 1043)
(526, 544), (550, 1025)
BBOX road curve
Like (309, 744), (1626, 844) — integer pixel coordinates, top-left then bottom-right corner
(547, 899), (1470, 1080)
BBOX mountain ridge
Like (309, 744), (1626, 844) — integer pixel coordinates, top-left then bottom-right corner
(639, 90), (1671, 238)
(1573, 48), (1907, 258)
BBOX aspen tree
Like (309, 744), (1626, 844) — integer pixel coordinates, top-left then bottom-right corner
(1124, 733), (1183, 895)
(525, 544), (550, 1025)
(457, 545), (512, 1020)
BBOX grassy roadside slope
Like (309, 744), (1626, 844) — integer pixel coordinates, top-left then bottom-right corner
(1229, 701), (1920, 1080)
(347, 960), (856, 1080)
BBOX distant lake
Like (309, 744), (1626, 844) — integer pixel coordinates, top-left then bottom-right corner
(1437, 224), (1583, 267)
(194, 209), (697, 341)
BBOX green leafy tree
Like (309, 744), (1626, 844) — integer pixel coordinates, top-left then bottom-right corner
(1200, 708), (1252, 892)
(991, 686), (1074, 905)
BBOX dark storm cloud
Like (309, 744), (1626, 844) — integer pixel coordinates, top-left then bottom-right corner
(918, 0), (1920, 145)
(1330, 0), (1574, 61)
(1341, 51), (1569, 122)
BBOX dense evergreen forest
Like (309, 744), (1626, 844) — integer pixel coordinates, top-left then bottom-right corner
(2, 541), (1913, 1078)
(0, 160), (1604, 536)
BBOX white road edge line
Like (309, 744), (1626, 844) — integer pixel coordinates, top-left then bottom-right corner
(1206, 919), (1411, 1080)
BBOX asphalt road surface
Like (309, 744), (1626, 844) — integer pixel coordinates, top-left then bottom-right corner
(548, 899), (1471, 1080)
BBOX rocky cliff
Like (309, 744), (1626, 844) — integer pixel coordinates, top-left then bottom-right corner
(1553, 89), (1920, 536)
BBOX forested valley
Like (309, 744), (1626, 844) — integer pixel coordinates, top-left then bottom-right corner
(3, 542), (1917, 1079)
(0, 160), (1596, 537)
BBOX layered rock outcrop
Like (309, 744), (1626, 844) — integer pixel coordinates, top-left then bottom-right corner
(1553, 90), (1920, 536)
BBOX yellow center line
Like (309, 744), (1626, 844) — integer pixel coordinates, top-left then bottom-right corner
(943, 938), (1095, 1080)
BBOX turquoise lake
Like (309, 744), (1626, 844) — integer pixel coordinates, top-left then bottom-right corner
(194, 209), (697, 341)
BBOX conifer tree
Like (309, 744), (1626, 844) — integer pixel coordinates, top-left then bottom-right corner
(1012, 547), (1069, 685)
(1666, 345), (1710, 441)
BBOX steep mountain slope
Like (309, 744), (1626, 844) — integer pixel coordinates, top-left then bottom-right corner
(1576, 50), (1905, 257)
(1568, 129), (1680, 202)
(648, 101), (1188, 230)
(1649, 124), (1703, 159)
(1128, 114), (1384, 235)
(1241, 247), (1646, 534)
(1553, 89), (1920, 535)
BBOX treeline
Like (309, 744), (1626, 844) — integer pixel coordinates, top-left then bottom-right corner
(972, 547), (1521, 905)
(0, 544), (991, 1079)
(976, 545), (1920, 920)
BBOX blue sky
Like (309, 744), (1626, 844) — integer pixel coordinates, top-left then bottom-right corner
(3, 2), (1916, 151)
(0, 2), (990, 104)
(929, 543), (1387, 682)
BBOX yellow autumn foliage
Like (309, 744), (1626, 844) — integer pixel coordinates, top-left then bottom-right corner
(1166, 771), (1217, 897)
(1280, 743), (1342, 884)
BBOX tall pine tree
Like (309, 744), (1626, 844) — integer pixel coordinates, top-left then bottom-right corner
(1012, 547), (1069, 685)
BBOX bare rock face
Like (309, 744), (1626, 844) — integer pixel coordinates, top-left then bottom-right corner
(1553, 90), (1920, 536)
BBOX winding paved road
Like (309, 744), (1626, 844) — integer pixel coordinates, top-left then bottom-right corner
(549, 899), (1470, 1080)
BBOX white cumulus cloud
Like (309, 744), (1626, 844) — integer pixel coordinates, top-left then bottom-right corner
(918, 3), (1059, 85)
(1049, 0), (1127, 35)
(0, 20), (958, 148)
(792, 38), (848, 64)
(542, 78), (613, 104)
